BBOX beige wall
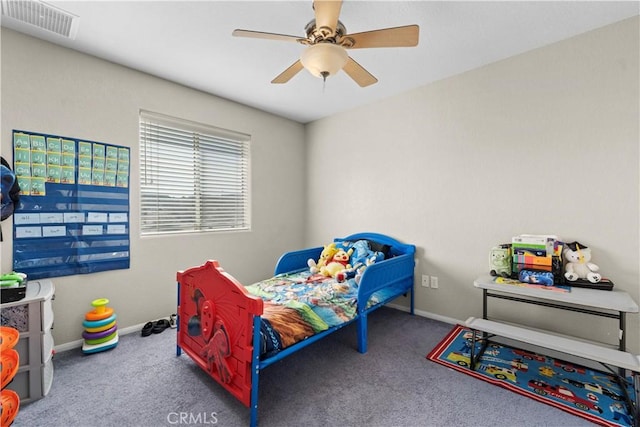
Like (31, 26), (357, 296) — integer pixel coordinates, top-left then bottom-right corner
(1, 28), (307, 346)
(305, 17), (640, 352)
(2, 16), (639, 353)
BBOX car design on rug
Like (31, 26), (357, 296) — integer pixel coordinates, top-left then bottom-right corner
(478, 364), (517, 383)
(446, 351), (472, 367)
(445, 352), (526, 375)
(538, 366), (557, 378)
(553, 360), (586, 374)
(512, 349), (546, 362)
(560, 378), (624, 401)
(527, 379), (603, 413)
(509, 358), (529, 373)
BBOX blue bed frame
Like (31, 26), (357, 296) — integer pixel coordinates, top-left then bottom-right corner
(176, 232), (416, 426)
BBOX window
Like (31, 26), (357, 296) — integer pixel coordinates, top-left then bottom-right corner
(139, 111), (250, 235)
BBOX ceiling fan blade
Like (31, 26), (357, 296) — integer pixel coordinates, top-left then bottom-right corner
(342, 56), (377, 87)
(271, 60), (305, 84)
(313, 0), (342, 34)
(344, 25), (419, 49)
(233, 29), (304, 44)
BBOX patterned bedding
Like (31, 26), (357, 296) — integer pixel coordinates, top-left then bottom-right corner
(246, 270), (394, 358)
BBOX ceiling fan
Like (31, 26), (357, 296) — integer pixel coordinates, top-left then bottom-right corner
(232, 0), (419, 87)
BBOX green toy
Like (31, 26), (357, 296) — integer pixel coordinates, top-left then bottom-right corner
(489, 245), (512, 277)
(0, 272), (26, 287)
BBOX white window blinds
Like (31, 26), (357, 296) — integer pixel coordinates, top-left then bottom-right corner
(139, 111), (250, 235)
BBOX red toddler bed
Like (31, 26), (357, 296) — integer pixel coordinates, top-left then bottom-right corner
(176, 232), (416, 426)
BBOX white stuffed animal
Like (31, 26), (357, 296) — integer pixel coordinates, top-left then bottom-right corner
(563, 241), (601, 283)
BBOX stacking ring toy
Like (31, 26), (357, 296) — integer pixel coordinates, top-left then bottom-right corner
(82, 334), (119, 354)
(82, 314), (117, 329)
(82, 325), (117, 340)
(84, 320), (116, 333)
(84, 298), (114, 321)
(81, 297), (119, 354)
(84, 331), (118, 346)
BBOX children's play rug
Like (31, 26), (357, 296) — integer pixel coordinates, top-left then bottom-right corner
(427, 325), (638, 427)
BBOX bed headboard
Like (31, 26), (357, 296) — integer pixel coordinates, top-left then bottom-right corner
(338, 232), (416, 258)
(337, 233), (416, 313)
(274, 232), (415, 275)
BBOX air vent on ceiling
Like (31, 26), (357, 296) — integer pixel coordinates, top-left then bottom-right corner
(1, 0), (79, 39)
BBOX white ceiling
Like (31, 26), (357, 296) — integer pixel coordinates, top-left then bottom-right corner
(2, 1), (639, 123)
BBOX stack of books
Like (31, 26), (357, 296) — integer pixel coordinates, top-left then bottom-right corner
(511, 234), (564, 284)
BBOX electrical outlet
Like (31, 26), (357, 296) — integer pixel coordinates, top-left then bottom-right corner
(421, 274), (429, 287)
(430, 276), (439, 289)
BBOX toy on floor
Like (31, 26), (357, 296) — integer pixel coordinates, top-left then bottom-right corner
(82, 298), (119, 354)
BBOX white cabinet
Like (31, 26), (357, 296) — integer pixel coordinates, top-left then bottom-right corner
(0, 279), (55, 403)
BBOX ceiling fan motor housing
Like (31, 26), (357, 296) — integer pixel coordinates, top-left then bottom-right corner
(304, 19), (347, 44)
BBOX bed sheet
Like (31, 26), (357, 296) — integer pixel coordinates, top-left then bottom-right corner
(245, 270), (394, 358)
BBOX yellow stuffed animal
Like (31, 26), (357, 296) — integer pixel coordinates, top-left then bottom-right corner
(307, 243), (339, 274)
(320, 248), (354, 281)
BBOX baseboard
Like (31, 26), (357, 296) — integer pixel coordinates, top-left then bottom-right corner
(386, 303), (462, 325)
(54, 321), (154, 353)
(55, 307), (461, 353)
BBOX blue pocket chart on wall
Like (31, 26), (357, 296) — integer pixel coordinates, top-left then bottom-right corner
(12, 130), (130, 279)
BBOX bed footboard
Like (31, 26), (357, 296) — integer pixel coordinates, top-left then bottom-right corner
(177, 260), (263, 407)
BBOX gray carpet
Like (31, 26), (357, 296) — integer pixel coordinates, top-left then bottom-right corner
(13, 307), (591, 426)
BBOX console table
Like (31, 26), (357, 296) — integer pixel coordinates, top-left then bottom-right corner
(465, 275), (640, 425)
(471, 275), (638, 353)
(466, 276), (639, 370)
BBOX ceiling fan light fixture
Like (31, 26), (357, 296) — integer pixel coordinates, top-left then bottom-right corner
(300, 43), (348, 81)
